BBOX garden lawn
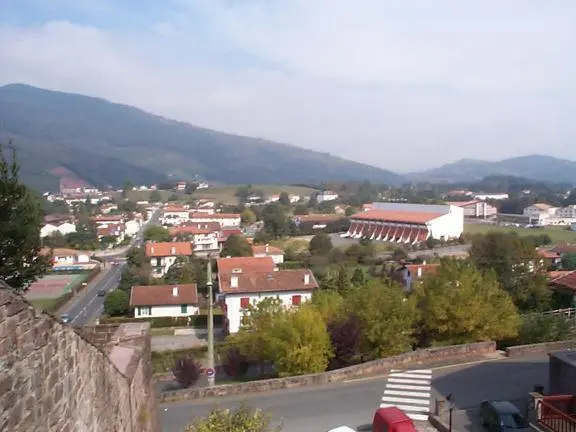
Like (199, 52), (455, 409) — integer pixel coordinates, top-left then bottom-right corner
(464, 223), (576, 243)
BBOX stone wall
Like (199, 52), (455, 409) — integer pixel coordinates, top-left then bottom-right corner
(505, 340), (576, 358)
(160, 340), (496, 402)
(0, 283), (159, 432)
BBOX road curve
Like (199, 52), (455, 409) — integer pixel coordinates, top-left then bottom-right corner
(158, 354), (549, 432)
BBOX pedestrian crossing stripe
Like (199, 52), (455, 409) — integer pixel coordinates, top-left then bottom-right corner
(380, 369), (432, 422)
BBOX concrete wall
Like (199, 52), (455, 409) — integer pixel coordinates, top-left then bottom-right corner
(0, 284), (159, 432)
(549, 352), (576, 395)
(505, 340), (576, 358)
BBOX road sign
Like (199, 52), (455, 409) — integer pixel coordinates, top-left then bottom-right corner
(205, 367), (215, 378)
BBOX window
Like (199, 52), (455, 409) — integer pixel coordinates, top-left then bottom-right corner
(240, 297), (250, 309)
(181, 304), (187, 314)
(139, 306), (152, 316)
(291, 295), (302, 306)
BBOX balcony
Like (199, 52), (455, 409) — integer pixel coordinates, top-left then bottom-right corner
(537, 395), (576, 432)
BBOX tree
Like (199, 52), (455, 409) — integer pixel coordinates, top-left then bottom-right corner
(391, 247), (408, 262)
(103, 290), (130, 316)
(347, 280), (417, 359)
(562, 252), (576, 270)
(311, 289), (345, 323)
(309, 233), (333, 256)
(278, 192), (291, 206)
(67, 216), (98, 249)
(240, 208), (257, 225)
(221, 234), (253, 257)
(293, 205), (309, 216)
(149, 190), (162, 202)
(185, 404), (281, 432)
(345, 207), (357, 217)
(0, 143), (49, 291)
(469, 232), (550, 312)
(415, 259), (520, 346)
(164, 257), (195, 284)
(172, 355), (202, 388)
(327, 313), (363, 370)
(351, 268), (366, 286)
(270, 305), (333, 377)
(335, 266), (351, 295)
(185, 183), (198, 194)
(221, 346), (250, 378)
(126, 246), (147, 267)
(261, 203), (290, 239)
(509, 313), (573, 346)
(144, 225), (172, 242)
(122, 180), (134, 198)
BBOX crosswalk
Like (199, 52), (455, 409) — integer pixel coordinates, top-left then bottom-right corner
(380, 369), (433, 422)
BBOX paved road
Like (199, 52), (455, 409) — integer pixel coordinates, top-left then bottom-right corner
(63, 263), (125, 325)
(158, 354), (549, 432)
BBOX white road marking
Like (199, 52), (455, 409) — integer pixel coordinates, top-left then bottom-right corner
(384, 389), (431, 398)
(388, 378), (430, 385)
(379, 369), (433, 422)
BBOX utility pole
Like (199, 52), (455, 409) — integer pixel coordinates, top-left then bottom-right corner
(206, 255), (215, 386)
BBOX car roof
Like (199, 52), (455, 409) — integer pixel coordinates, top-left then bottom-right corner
(484, 401), (520, 414)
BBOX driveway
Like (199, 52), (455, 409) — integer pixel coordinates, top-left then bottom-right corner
(152, 328), (225, 351)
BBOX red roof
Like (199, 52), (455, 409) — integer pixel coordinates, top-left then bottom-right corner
(219, 229), (243, 242)
(163, 206), (189, 213)
(145, 241), (193, 257)
(130, 284), (198, 306)
(217, 256), (275, 274)
(404, 263), (440, 278)
(93, 215), (123, 222)
(252, 244), (283, 256)
(548, 270), (573, 280)
(189, 213), (240, 219)
(350, 210), (443, 224)
(219, 269), (318, 294)
(537, 249), (561, 259)
(183, 221), (221, 231)
(551, 244), (576, 254)
(550, 270), (576, 292)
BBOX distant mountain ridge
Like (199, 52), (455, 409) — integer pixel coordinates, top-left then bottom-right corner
(0, 84), (405, 191)
(407, 155), (576, 185)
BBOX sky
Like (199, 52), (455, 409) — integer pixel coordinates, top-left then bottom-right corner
(1, 0), (575, 173)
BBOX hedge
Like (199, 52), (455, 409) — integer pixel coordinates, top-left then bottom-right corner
(100, 314), (225, 328)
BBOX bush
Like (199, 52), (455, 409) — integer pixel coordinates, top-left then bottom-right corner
(172, 356), (202, 387)
(499, 313), (573, 348)
(99, 314), (225, 328)
(222, 347), (250, 378)
(185, 404), (281, 432)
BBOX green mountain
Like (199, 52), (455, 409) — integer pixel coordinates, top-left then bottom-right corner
(0, 84), (405, 191)
(407, 155), (576, 184)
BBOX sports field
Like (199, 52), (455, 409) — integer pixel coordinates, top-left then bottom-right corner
(464, 223), (576, 243)
(25, 273), (88, 300)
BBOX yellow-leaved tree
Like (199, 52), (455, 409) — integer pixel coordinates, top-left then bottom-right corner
(185, 404), (281, 432)
(271, 305), (333, 377)
(311, 289), (345, 324)
(346, 280), (418, 359)
(415, 258), (520, 346)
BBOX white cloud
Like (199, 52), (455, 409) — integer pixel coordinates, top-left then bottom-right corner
(1, 0), (575, 172)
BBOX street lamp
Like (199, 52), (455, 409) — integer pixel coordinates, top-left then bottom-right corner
(206, 255), (215, 387)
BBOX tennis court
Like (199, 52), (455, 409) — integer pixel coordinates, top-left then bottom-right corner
(25, 273), (88, 300)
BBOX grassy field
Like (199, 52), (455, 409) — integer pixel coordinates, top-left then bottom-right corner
(125, 189), (187, 202)
(464, 223), (576, 243)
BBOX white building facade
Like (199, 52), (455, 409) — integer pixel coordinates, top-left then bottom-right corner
(189, 213), (241, 227)
(40, 222), (77, 238)
(131, 284), (199, 318)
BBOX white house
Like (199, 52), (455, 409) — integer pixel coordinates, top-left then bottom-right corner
(161, 206), (190, 226)
(124, 219), (141, 237)
(130, 284), (200, 319)
(169, 225), (220, 257)
(218, 268), (319, 333)
(189, 213), (241, 227)
(523, 203), (559, 225)
(252, 244), (284, 265)
(40, 222), (77, 238)
(41, 248), (91, 268)
(445, 200), (498, 218)
(556, 205), (576, 219)
(472, 192), (509, 201)
(316, 190), (339, 203)
(145, 241), (194, 277)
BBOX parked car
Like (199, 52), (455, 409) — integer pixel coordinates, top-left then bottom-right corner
(59, 313), (71, 323)
(479, 400), (530, 432)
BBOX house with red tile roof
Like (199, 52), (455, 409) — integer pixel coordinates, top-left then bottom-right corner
(346, 203), (464, 244)
(216, 256), (276, 274)
(130, 284), (199, 319)
(218, 267), (319, 333)
(549, 270), (576, 294)
(189, 212), (241, 228)
(393, 262), (440, 292)
(161, 205), (190, 226)
(252, 244), (284, 264)
(169, 224), (220, 257)
(145, 241), (193, 277)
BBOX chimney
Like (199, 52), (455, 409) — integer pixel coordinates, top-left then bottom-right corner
(150, 246), (154, 254)
(304, 272), (310, 285)
(231, 275), (238, 288)
(265, 244), (269, 253)
(171, 246), (176, 254)
(417, 267), (422, 278)
(172, 286), (178, 296)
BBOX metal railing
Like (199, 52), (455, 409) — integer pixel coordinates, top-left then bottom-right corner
(525, 308), (576, 320)
(538, 396), (576, 432)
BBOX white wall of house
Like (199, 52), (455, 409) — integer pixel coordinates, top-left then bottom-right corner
(124, 220), (141, 236)
(473, 193), (509, 200)
(53, 253), (90, 265)
(427, 206), (464, 240)
(133, 304), (199, 318)
(190, 216), (241, 227)
(41, 222), (77, 238)
(253, 253), (284, 265)
(161, 211), (190, 226)
(149, 255), (180, 277)
(223, 290), (313, 333)
(523, 206), (558, 225)
(317, 192), (338, 203)
(192, 233), (219, 256)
